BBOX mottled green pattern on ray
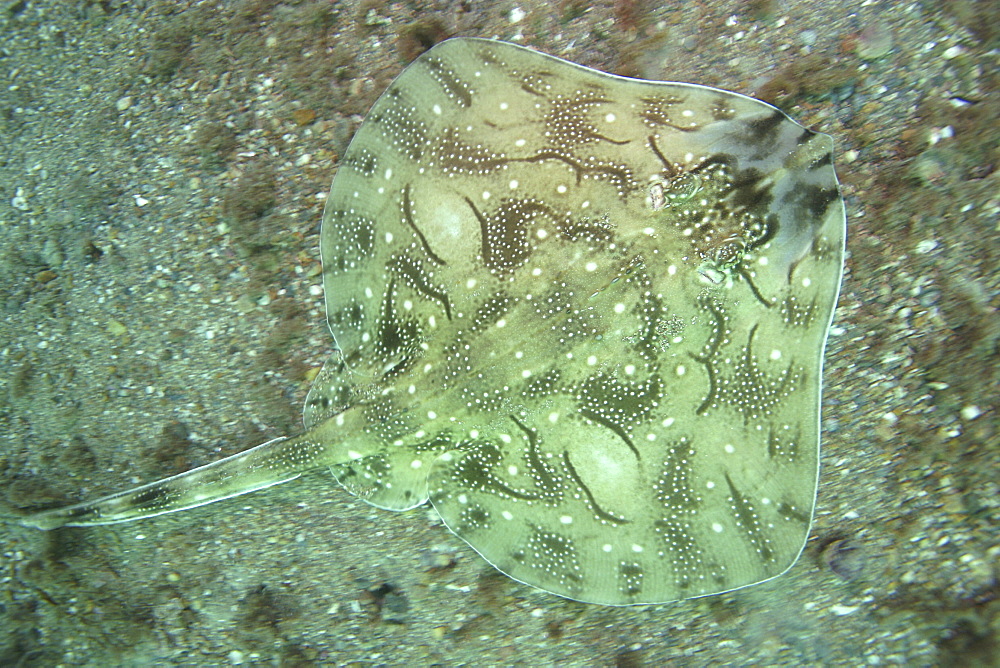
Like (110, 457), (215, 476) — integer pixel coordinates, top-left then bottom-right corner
(18, 38), (845, 606)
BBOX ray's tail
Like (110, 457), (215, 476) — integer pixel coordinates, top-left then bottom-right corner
(16, 430), (333, 530)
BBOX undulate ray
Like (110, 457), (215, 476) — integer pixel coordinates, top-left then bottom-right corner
(15, 38), (846, 605)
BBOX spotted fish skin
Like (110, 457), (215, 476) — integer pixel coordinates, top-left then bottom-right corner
(18, 38), (845, 606)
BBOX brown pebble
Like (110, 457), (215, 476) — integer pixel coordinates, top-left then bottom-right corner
(821, 537), (866, 581)
(292, 108), (316, 126)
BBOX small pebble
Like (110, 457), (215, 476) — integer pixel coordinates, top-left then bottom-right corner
(960, 405), (981, 420)
(830, 604), (860, 616)
(116, 95), (132, 111)
(11, 187), (30, 211)
(821, 537), (866, 581)
(107, 320), (128, 336)
(856, 20), (893, 61)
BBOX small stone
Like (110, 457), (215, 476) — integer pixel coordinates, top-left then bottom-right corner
(35, 269), (58, 284)
(509, 7), (526, 23)
(821, 537), (866, 581)
(107, 320), (128, 336)
(856, 20), (893, 61)
(927, 126), (954, 146)
(292, 108), (316, 126)
(11, 187), (30, 211)
(116, 95), (132, 111)
(363, 9), (391, 27)
(830, 604), (860, 616)
(42, 238), (63, 267)
(960, 405), (981, 420)
(419, 548), (457, 570)
(910, 149), (949, 187)
(941, 45), (963, 59)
